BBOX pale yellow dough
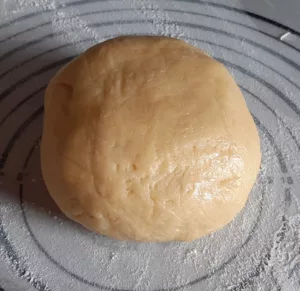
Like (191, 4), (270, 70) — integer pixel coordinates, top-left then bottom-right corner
(41, 36), (261, 242)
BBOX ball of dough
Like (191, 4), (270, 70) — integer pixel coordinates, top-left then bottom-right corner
(41, 36), (261, 242)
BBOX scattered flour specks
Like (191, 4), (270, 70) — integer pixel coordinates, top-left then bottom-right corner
(1, 0), (58, 14)
(131, 0), (186, 38)
(0, 1), (300, 290)
(269, 215), (300, 290)
(15, 0), (57, 10)
(51, 10), (101, 53)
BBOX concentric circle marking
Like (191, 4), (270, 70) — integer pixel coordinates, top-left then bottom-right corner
(1, 0), (300, 38)
(1, 34), (300, 159)
(19, 182), (266, 291)
(0, 8), (299, 71)
(1, 17), (300, 89)
(0, 3), (299, 291)
(6, 88), (291, 290)
(0, 35), (298, 172)
(1, 20), (300, 127)
(1, 34), (300, 114)
(18, 112), (291, 290)
(0, 42), (298, 291)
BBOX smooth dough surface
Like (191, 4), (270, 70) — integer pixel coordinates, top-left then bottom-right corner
(41, 36), (261, 242)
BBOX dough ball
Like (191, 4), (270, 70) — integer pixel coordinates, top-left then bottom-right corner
(41, 36), (261, 242)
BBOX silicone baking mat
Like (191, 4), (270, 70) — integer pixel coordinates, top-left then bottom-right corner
(0, 1), (300, 290)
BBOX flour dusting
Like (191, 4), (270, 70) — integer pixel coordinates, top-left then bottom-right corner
(269, 215), (300, 290)
(52, 10), (101, 53)
(15, 0), (57, 10)
(131, 0), (186, 39)
(1, 0), (57, 14)
(0, 0), (300, 290)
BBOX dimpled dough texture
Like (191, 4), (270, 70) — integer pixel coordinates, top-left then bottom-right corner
(41, 36), (261, 242)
